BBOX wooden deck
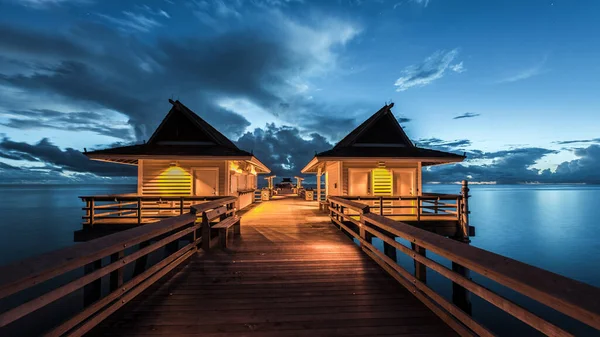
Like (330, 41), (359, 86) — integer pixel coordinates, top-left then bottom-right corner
(90, 195), (457, 336)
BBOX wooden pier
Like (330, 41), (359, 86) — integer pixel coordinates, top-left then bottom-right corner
(89, 195), (457, 336)
(0, 194), (599, 336)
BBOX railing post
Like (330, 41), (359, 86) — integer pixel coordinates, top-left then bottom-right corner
(109, 251), (124, 291)
(452, 180), (472, 315)
(83, 259), (101, 307)
(89, 198), (95, 226)
(416, 197), (421, 222)
(137, 197), (142, 225)
(452, 262), (472, 315)
(434, 198), (439, 214)
(180, 197), (184, 215)
(411, 243), (427, 283)
(133, 241), (149, 276)
(379, 196), (383, 216)
(359, 209), (373, 251)
(459, 180), (470, 242)
(201, 211), (211, 251)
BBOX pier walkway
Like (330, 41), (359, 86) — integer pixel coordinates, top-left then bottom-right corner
(90, 195), (456, 336)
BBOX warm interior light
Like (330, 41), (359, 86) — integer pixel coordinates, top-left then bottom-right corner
(156, 166), (191, 196)
(372, 168), (393, 196)
(229, 161), (244, 174)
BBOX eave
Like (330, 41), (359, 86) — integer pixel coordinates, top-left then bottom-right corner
(86, 153), (271, 173)
(301, 156), (464, 174)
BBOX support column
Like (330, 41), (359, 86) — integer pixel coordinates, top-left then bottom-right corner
(316, 168), (322, 202)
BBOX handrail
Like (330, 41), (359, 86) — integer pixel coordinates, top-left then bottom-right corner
(80, 195), (232, 226)
(0, 196), (238, 336)
(328, 197), (600, 336)
(79, 195), (224, 200)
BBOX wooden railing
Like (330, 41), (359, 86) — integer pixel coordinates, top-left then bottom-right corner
(328, 196), (600, 337)
(80, 195), (227, 226)
(0, 196), (237, 336)
(338, 194), (461, 218)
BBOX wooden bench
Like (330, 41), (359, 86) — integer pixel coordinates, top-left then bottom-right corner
(211, 216), (240, 248)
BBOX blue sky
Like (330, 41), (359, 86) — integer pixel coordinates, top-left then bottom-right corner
(0, 0), (599, 183)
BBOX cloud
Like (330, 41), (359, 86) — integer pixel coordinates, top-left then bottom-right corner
(0, 11), (360, 143)
(394, 48), (463, 92)
(453, 112), (480, 120)
(394, 0), (430, 8)
(450, 61), (465, 73)
(416, 138), (471, 152)
(412, 0), (430, 6)
(236, 123), (332, 178)
(0, 137), (136, 177)
(496, 55), (548, 84)
(397, 117), (412, 124)
(11, 0), (91, 9)
(97, 11), (162, 33)
(553, 138), (600, 145)
(1, 108), (135, 140)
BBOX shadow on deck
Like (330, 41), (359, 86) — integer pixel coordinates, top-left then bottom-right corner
(89, 195), (456, 336)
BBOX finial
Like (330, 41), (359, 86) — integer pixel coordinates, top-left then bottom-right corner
(168, 98), (175, 105)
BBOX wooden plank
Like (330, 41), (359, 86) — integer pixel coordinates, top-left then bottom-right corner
(205, 206), (227, 221)
(363, 213), (600, 331)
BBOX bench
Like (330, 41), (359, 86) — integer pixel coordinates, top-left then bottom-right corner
(211, 216), (240, 249)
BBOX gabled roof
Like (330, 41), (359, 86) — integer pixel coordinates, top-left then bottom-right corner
(333, 103), (413, 149)
(301, 103), (465, 173)
(85, 99), (270, 173)
(147, 99), (239, 149)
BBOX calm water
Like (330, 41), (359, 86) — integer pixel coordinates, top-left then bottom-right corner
(0, 184), (599, 336)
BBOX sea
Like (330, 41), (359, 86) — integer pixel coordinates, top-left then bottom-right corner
(0, 184), (598, 336)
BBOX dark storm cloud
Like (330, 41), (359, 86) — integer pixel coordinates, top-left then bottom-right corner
(423, 147), (558, 183)
(2, 109), (134, 140)
(550, 145), (600, 183)
(0, 137), (136, 177)
(0, 19), (355, 141)
(453, 112), (480, 120)
(236, 123), (332, 178)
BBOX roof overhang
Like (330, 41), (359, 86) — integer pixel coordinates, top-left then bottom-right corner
(245, 156), (271, 174)
(86, 154), (271, 173)
(301, 156), (464, 173)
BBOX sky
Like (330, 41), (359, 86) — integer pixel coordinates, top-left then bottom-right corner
(0, 0), (599, 184)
